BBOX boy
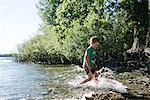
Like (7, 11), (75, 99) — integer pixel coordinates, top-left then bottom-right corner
(80, 36), (99, 84)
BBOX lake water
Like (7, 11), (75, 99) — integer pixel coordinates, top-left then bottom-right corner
(0, 57), (129, 100)
(0, 57), (91, 100)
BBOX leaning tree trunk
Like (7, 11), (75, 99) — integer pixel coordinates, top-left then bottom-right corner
(127, 25), (143, 53)
(123, 0), (149, 72)
(127, 0), (149, 53)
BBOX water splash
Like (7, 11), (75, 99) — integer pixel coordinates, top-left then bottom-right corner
(68, 67), (128, 93)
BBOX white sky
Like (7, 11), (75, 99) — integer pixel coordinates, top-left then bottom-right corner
(0, 0), (41, 54)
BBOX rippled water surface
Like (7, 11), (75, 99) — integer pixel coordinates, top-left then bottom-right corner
(0, 57), (89, 99)
(0, 57), (130, 100)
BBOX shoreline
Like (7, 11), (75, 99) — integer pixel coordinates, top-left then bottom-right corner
(82, 70), (150, 100)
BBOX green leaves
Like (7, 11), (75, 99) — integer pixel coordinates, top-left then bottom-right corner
(17, 0), (138, 64)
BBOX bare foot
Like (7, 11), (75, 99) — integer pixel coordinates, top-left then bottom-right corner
(95, 77), (98, 80)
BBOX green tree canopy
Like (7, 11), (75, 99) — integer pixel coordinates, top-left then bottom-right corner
(17, 0), (149, 66)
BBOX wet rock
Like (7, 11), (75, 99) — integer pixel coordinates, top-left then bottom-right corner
(116, 71), (150, 98)
(145, 83), (149, 87)
(47, 88), (53, 93)
(41, 92), (49, 96)
(81, 92), (95, 100)
(85, 96), (93, 100)
(91, 93), (97, 97)
(89, 92), (124, 100)
(129, 81), (134, 84)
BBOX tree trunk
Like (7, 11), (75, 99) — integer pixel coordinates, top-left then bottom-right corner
(127, 25), (143, 53)
(123, 0), (149, 72)
(127, 0), (149, 53)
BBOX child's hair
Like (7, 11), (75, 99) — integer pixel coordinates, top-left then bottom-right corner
(90, 36), (99, 45)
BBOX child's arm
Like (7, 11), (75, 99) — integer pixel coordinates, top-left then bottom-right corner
(85, 53), (91, 72)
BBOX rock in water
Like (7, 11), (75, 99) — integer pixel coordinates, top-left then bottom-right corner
(81, 92), (95, 100)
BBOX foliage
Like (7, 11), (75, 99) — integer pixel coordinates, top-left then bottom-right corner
(17, 0), (148, 65)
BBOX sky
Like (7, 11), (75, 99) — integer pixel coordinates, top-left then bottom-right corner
(0, 0), (41, 54)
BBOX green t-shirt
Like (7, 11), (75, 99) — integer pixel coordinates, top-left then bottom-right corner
(83, 46), (97, 68)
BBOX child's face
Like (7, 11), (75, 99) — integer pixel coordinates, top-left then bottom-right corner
(92, 42), (99, 49)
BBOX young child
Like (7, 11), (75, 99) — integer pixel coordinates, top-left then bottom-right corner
(80, 36), (100, 84)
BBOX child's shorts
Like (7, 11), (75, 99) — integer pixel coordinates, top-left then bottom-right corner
(85, 67), (98, 75)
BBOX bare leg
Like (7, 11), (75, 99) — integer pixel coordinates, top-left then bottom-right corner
(80, 78), (92, 84)
(80, 72), (92, 84)
(94, 71), (99, 80)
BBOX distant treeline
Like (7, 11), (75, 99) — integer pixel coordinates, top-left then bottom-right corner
(0, 54), (13, 57)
